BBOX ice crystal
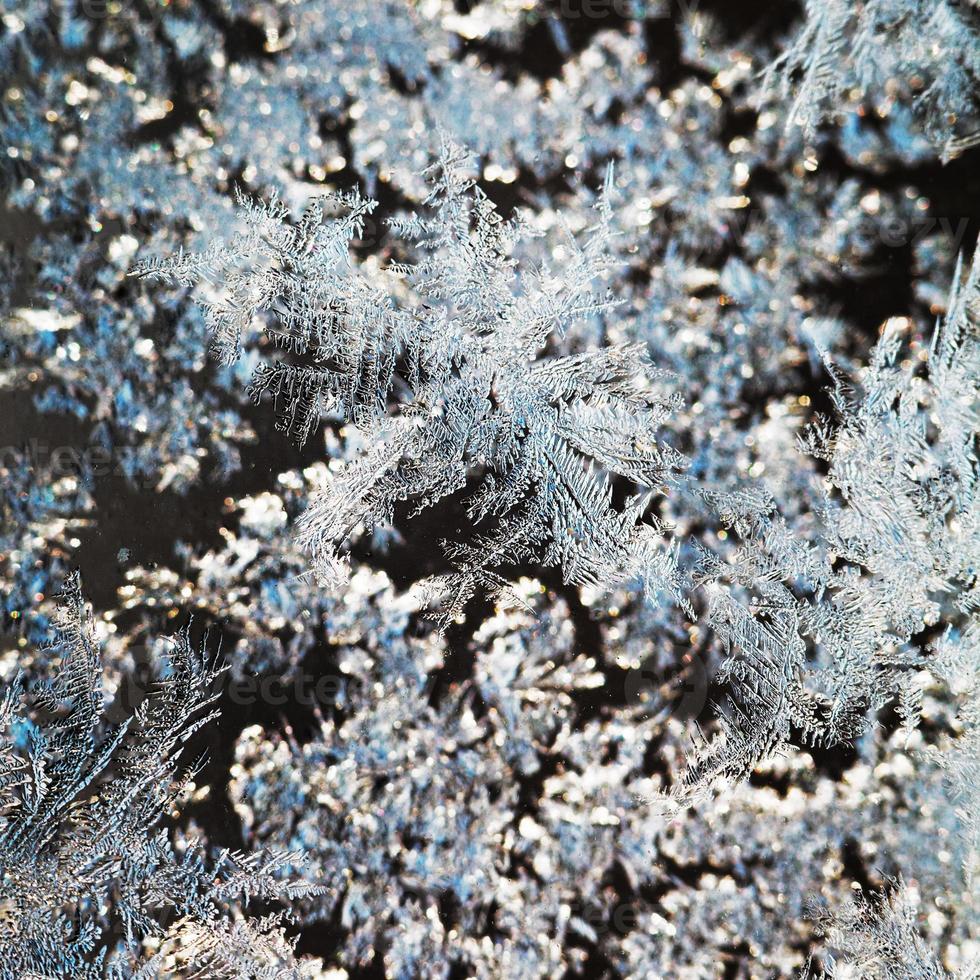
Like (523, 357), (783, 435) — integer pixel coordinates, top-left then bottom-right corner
(0, 574), (320, 978)
(684, 246), (979, 790)
(137, 139), (688, 620)
(767, 0), (980, 159)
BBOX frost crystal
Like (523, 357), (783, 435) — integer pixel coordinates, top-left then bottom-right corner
(138, 139), (688, 620)
(766, 0), (980, 158)
(0, 575), (320, 978)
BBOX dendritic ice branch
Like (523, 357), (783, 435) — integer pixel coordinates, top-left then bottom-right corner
(0, 573), (321, 979)
(765, 0), (980, 159)
(806, 879), (960, 979)
(135, 138), (689, 623)
(682, 245), (979, 792)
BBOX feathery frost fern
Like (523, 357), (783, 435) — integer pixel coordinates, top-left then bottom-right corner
(683, 245), (979, 792)
(0, 574), (320, 978)
(766, 0), (980, 158)
(135, 138), (689, 624)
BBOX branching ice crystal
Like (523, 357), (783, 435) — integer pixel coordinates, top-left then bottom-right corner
(136, 138), (689, 622)
(684, 246), (979, 791)
(0, 574), (321, 978)
(766, 0), (980, 159)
